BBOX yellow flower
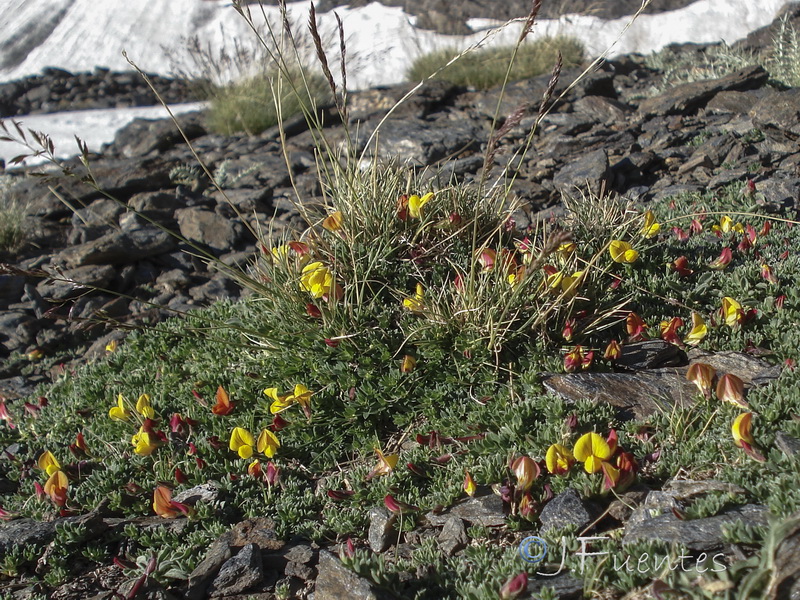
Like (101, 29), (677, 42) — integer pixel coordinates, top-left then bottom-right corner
(545, 444), (574, 475)
(368, 449), (399, 479)
(257, 429), (281, 458)
(266, 384), (313, 417)
(105, 340), (118, 352)
(322, 211), (343, 232)
(408, 192), (433, 219)
(402, 283), (425, 312)
(44, 470), (68, 507)
(229, 427), (255, 459)
(684, 312), (707, 346)
(732, 412), (755, 447)
(400, 355), (417, 373)
(557, 242), (576, 259)
(300, 262), (333, 299)
(37, 451), (61, 476)
(609, 240), (639, 264)
(463, 471), (477, 497)
(641, 210), (661, 238)
(573, 432), (613, 473)
(687, 362), (716, 399)
(712, 216), (744, 234)
(722, 297), (744, 327)
(131, 428), (159, 456)
(109, 394), (132, 421)
(270, 245), (289, 261)
(135, 394), (154, 419)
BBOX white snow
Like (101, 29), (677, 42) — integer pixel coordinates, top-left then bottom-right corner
(0, 0), (793, 166)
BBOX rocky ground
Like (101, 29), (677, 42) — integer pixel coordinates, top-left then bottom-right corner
(1, 4), (800, 599)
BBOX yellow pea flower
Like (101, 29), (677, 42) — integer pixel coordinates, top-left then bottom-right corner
(229, 427), (255, 459)
(37, 451), (61, 476)
(609, 240), (639, 264)
(367, 449), (399, 479)
(44, 470), (68, 507)
(322, 211), (343, 232)
(257, 429), (281, 458)
(109, 394), (132, 421)
(573, 432), (613, 474)
(300, 262), (333, 299)
(722, 297), (744, 327)
(684, 312), (707, 346)
(545, 444), (575, 475)
(402, 283), (425, 312)
(408, 192), (433, 219)
(131, 427), (159, 456)
(732, 412), (755, 448)
(463, 471), (477, 497)
(135, 394), (154, 419)
(641, 210), (661, 238)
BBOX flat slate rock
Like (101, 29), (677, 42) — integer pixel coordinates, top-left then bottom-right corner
(623, 504), (769, 552)
(769, 512), (800, 600)
(314, 550), (390, 600)
(543, 349), (781, 420)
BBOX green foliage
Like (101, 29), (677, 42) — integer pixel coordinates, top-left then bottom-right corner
(406, 36), (584, 90)
(205, 67), (330, 135)
(0, 175), (26, 253)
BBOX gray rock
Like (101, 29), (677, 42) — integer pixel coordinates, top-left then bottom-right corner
(624, 504), (769, 552)
(367, 116), (482, 166)
(552, 148), (609, 194)
(368, 507), (396, 553)
(539, 489), (595, 533)
(527, 572), (584, 600)
(110, 112), (206, 158)
(209, 543), (262, 597)
(36, 264), (116, 300)
(427, 492), (506, 527)
(628, 491), (683, 525)
(284, 542), (316, 581)
(173, 482), (219, 505)
(638, 65), (768, 116)
(776, 432), (800, 458)
(750, 88), (800, 143)
(314, 550), (389, 600)
(768, 512), (800, 600)
(438, 516), (469, 556)
(616, 340), (686, 370)
(662, 479), (746, 500)
(0, 519), (57, 555)
(58, 227), (175, 267)
(175, 208), (243, 252)
(574, 95), (632, 123)
(186, 539), (233, 600)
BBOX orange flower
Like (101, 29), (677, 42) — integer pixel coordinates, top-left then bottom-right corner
(626, 312), (647, 340)
(604, 340), (622, 361)
(153, 486), (191, 519)
(211, 386), (234, 416)
(400, 355), (417, 373)
(708, 247), (733, 270)
(322, 211), (343, 232)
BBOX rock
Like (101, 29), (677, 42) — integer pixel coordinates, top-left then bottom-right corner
(173, 482), (219, 505)
(366, 116), (482, 166)
(539, 489), (595, 533)
(543, 350), (780, 420)
(314, 550), (389, 600)
(0, 519), (58, 556)
(623, 504), (769, 552)
(615, 339), (686, 370)
(573, 96), (632, 123)
(283, 542), (316, 581)
(627, 491), (684, 525)
(638, 65), (768, 117)
(438, 516), (469, 556)
(186, 539), (232, 600)
(110, 112), (206, 157)
(776, 432), (800, 458)
(662, 479), (746, 500)
(209, 543), (263, 597)
(527, 573), (584, 600)
(36, 264), (116, 300)
(368, 507), (396, 553)
(175, 208), (243, 252)
(427, 492), (506, 527)
(58, 227), (176, 267)
(750, 88), (800, 143)
(768, 512), (800, 600)
(552, 148), (609, 194)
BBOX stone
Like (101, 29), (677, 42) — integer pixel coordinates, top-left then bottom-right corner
(368, 507), (396, 553)
(768, 512), (800, 600)
(527, 573), (584, 600)
(539, 489), (595, 533)
(623, 504), (769, 552)
(57, 227), (176, 267)
(438, 516), (469, 556)
(638, 65), (768, 117)
(661, 479), (746, 500)
(209, 543), (262, 597)
(175, 208), (243, 252)
(750, 88), (800, 143)
(627, 491), (684, 525)
(186, 539), (232, 600)
(552, 148), (609, 194)
(775, 432), (800, 458)
(36, 264), (116, 300)
(615, 340), (686, 370)
(366, 116), (482, 166)
(427, 492), (506, 527)
(173, 482), (219, 505)
(573, 95), (632, 123)
(314, 550), (389, 600)
(110, 112), (206, 158)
